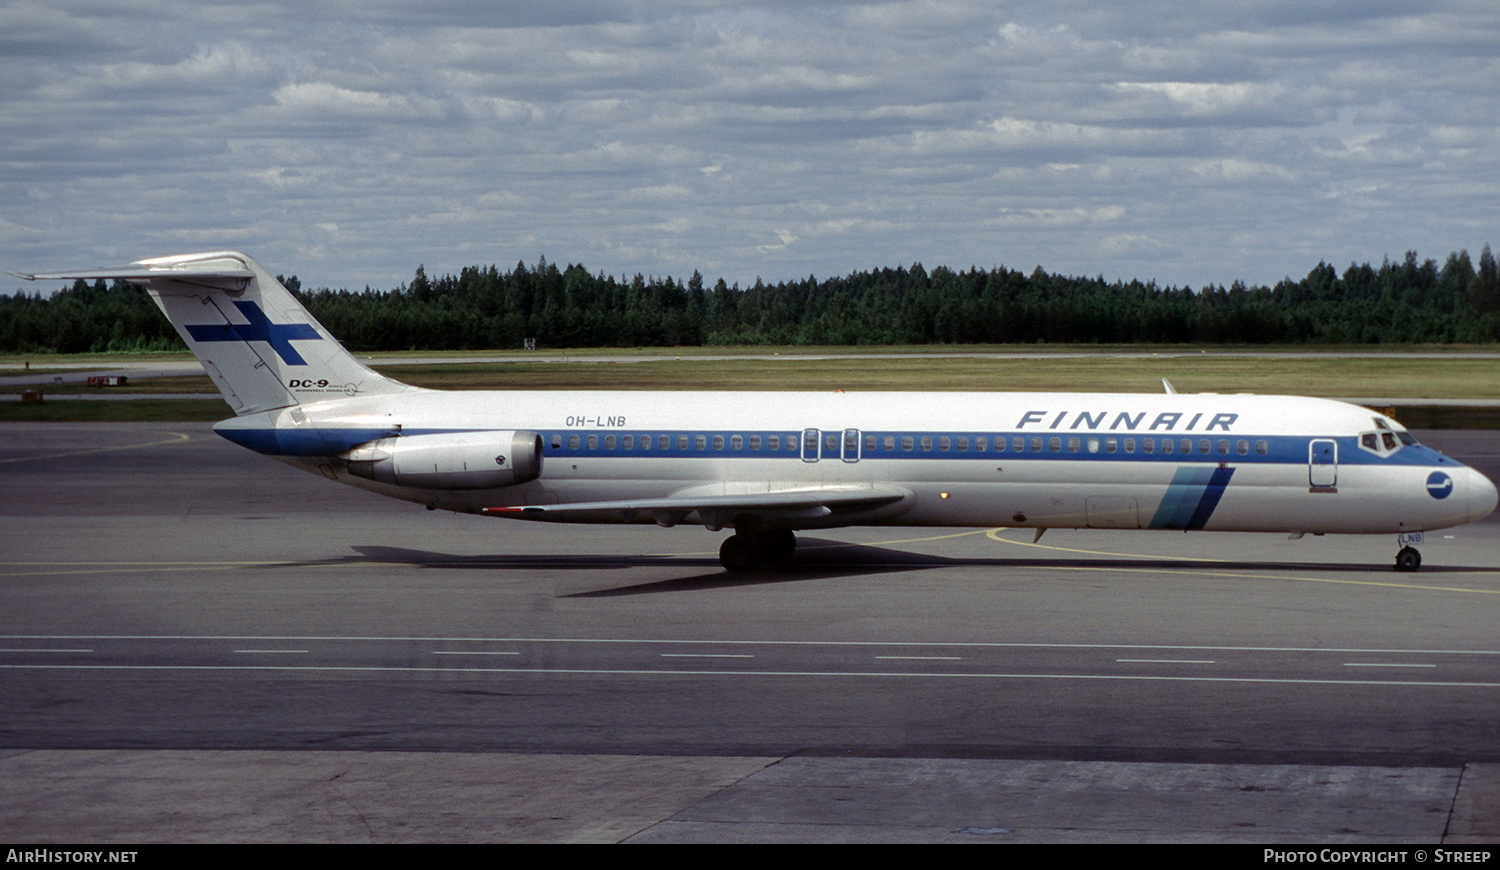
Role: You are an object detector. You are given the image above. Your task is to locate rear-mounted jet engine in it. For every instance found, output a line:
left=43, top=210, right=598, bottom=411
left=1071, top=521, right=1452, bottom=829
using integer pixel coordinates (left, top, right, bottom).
left=343, top=431, right=542, bottom=489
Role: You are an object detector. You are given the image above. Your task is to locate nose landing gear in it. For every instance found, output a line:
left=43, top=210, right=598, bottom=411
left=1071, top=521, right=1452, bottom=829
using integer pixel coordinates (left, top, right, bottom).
left=1393, top=531, right=1425, bottom=572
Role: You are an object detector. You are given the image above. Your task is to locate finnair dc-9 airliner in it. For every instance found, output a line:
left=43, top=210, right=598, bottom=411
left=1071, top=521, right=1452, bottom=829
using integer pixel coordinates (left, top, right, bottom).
left=16, top=251, right=1497, bottom=572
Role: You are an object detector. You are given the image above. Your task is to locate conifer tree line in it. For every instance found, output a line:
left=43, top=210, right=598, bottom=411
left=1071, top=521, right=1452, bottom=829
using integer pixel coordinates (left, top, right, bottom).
left=3, top=246, right=1497, bottom=354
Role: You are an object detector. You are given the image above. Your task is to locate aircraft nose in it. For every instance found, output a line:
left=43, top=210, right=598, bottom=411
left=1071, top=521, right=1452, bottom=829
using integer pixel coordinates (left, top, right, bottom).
left=1464, top=467, right=1499, bottom=523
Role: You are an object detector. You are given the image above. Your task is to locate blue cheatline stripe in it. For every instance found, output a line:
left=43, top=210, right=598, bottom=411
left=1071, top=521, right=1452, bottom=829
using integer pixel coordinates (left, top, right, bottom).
left=1149, top=466, right=1235, bottom=530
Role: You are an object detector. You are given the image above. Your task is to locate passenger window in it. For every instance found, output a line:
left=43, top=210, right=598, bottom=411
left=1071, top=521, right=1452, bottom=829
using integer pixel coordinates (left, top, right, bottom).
left=975, top=437, right=987, bottom=452
left=1087, top=438, right=1099, bottom=453
left=569, top=435, right=581, bottom=449
left=1068, top=437, right=1080, bottom=452
left=768, top=435, right=779, bottom=450
left=1143, top=438, right=1155, bottom=454
left=921, top=436, right=933, bottom=451
left=1236, top=439, right=1248, bottom=455
left=1013, top=436, right=1024, bottom=452
left=623, top=435, right=633, bottom=450
left=712, top=435, right=724, bottom=450
left=902, top=436, right=914, bottom=451
left=587, top=435, right=598, bottom=450
left=1198, top=439, right=1210, bottom=454
left=750, top=435, right=761, bottom=450
left=865, top=435, right=876, bottom=450
left=679, top=435, right=690, bottom=450
left=1105, top=437, right=1117, bottom=453
left=731, top=435, right=742, bottom=450
left=1255, top=440, right=1268, bottom=455
left=660, top=435, right=670, bottom=450
left=884, top=435, right=895, bottom=450
left=1162, top=438, right=1173, bottom=454
left=1180, top=439, right=1192, bottom=454
left=1049, top=436, right=1061, bottom=451
left=1217, top=439, right=1229, bottom=455
left=939, top=436, right=951, bottom=451
left=1030, top=436, right=1042, bottom=452
left=1124, top=438, right=1135, bottom=454
left=551, top=434, right=562, bottom=449
left=957, top=436, right=969, bottom=451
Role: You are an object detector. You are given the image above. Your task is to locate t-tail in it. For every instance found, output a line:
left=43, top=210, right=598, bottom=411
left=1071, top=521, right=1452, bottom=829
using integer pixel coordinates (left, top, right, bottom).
left=16, top=251, right=415, bottom=414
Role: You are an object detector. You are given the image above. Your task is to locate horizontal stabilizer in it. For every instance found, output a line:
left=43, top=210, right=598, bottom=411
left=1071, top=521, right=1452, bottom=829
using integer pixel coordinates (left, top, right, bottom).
left=13, top=261, right=254, bottom=284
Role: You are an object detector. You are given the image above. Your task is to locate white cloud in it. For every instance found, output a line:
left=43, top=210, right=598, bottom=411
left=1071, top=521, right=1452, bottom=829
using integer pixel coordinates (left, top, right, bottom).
left=2, top=1, right=1496, bottom=294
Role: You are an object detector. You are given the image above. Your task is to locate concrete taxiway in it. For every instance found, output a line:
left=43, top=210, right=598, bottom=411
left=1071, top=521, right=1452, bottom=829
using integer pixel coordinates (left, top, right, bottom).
left=2, top=422, right=1498, bottom=842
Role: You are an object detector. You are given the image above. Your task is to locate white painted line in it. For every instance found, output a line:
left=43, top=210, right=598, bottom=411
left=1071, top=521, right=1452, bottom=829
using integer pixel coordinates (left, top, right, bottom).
left=0, top=648, right=93, bottom=653
left=876, top=655, right=964, bottom=661
left=660, top=653, right=754, bottom=659
left=233, top=649, right=309, bottom=654
left=4, top=663, right=1496, bottom=688
left=1117, top=659, right=1216, bottom=664
left=2, top=634, right=1498, bottom=656
left=433, top=650, right=520, bottom=656
left=1342, top=662, right=1437, bottom=668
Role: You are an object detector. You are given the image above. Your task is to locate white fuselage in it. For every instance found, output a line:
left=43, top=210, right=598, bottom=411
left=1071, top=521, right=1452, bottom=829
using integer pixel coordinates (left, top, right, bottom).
left=217, top=388, right=1498, bottom=536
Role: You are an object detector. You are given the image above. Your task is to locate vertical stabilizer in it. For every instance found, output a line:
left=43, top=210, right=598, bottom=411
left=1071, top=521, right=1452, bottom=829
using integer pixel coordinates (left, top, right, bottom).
left=18, top=251, right=415, bottom=414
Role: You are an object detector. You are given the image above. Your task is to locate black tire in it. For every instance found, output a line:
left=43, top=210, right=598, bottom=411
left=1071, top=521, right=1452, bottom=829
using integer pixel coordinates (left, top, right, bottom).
left=761, top=529, right=797, bottom=562
left=719, top=534, right=762, bottom=572
left=1395, top=546, right=1421, bottom=572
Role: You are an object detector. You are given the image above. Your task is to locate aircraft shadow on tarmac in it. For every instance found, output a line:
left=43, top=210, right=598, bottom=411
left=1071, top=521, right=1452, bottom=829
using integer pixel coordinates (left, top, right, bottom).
left=282, top=539, right=1500, bottom=598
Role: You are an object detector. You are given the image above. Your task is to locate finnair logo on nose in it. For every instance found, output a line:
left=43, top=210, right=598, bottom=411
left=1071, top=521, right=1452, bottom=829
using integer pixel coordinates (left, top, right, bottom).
left=185, top=301, right=321, bottom=366
left=1426, top=471, right=1453, bottom=500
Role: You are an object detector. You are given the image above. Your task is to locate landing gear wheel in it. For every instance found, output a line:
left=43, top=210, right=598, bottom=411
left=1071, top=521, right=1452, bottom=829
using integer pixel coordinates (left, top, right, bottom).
left=719, top=534, right=762, bottom=572
left=762, top=529, right=797, bottom=563
left=1395, top=546, right=1421, bottom=572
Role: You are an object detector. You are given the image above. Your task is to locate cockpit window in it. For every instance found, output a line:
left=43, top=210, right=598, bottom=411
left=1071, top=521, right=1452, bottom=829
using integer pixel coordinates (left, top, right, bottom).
left=1359, top=416, right=1419, bottom=456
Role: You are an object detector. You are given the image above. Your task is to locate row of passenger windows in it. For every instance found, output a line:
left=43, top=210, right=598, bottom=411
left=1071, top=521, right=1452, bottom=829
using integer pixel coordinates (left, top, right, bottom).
left=551, top=433, right=804, bottom=452
left=877, top=434, right=1270, bottom=457
left=549, top=432, right=1272, bottom=457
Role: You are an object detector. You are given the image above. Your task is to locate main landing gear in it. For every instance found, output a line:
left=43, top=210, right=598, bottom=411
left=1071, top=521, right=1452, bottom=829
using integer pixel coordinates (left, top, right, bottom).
left=1394, top=546, right=1422, bottom=572
left=719, top=529, right=797, bottom=572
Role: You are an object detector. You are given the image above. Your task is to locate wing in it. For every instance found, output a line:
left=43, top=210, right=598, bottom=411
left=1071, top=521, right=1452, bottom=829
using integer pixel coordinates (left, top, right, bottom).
left=482, top=484, right=915, bottom=529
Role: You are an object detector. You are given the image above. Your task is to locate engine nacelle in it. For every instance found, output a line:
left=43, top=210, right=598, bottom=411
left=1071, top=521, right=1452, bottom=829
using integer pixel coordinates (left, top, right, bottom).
left=342, top=430, right=542, bottom=490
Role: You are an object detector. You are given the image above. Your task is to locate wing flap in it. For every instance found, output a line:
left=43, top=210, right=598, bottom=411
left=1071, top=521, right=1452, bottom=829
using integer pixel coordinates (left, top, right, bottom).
left=483, top=484, right=914, bottom=528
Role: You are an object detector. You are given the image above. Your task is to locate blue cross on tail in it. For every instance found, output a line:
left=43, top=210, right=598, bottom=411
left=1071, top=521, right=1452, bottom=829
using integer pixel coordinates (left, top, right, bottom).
left=186, top=301, right=321, bottom=366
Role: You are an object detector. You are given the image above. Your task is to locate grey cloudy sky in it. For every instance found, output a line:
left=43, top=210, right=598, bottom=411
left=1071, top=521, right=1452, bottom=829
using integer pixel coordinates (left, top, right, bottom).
left=3, top=1, right=1496, bottom=293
